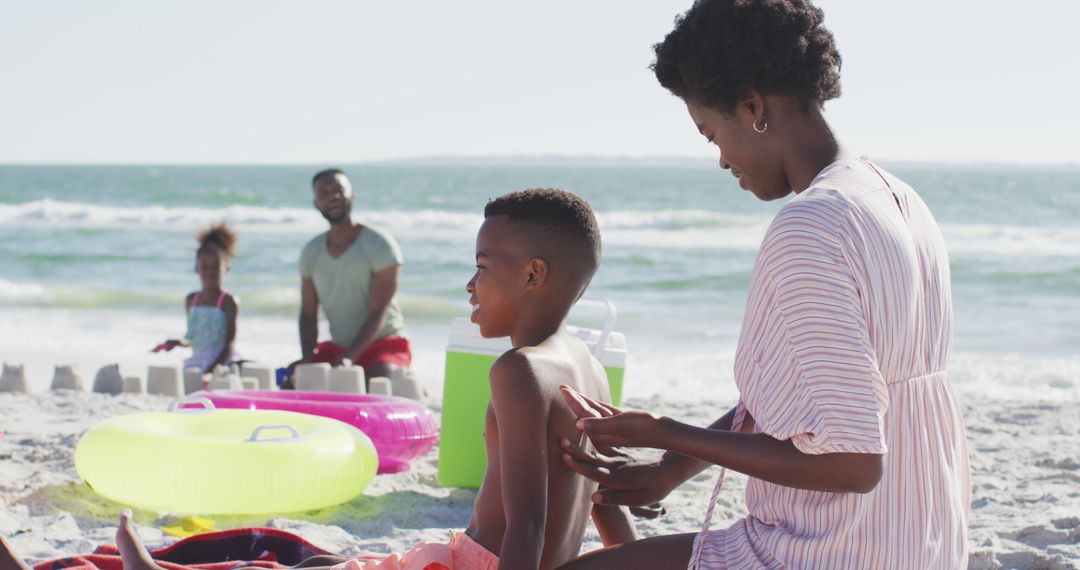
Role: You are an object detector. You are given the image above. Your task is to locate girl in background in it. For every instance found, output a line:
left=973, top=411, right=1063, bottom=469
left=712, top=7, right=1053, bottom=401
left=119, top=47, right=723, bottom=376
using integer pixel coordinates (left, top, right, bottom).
left=157, top=223, right=240, bottom=373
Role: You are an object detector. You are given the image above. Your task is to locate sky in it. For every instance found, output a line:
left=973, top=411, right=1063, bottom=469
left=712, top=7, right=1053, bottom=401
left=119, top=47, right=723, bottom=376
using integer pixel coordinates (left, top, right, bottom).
left=1, top=0, right=1077, bottom=165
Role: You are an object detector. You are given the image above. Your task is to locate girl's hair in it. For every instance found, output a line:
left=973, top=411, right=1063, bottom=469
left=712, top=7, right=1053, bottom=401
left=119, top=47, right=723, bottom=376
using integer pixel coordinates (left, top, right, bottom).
left=196, top=223, right=237, bottom=258
left=652, top=0, right=842, bottom=113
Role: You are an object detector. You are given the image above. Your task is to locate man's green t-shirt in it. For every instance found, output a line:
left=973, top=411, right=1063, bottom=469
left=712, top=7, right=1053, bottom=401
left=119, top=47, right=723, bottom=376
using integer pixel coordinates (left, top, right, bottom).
left=299, top=224, right=407, bottom=347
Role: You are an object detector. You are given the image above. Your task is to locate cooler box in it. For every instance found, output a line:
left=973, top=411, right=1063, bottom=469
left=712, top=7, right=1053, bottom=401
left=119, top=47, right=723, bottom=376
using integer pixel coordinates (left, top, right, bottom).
left=438, top=297, right=626, bottom=488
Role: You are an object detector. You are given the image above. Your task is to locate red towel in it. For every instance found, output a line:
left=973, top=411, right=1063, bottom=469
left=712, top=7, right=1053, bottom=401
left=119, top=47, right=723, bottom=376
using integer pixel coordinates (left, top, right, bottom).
left=33, top=527, right=335, bottom=570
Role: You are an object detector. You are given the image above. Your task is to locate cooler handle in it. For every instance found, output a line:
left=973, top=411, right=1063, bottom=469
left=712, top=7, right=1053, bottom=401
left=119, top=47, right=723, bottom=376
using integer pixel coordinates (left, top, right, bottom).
left=576, top=295, right=617, bottom=358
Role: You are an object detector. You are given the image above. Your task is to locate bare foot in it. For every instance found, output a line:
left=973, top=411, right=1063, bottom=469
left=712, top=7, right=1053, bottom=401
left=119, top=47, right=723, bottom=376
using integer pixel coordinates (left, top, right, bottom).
left=115, top=510, right=163, bottom=570
left=0, top=533, right=33, bottom=570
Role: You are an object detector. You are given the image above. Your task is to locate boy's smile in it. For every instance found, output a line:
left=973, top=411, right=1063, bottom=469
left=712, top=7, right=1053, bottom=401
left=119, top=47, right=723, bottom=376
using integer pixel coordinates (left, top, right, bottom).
left=466, top=216, right=528, bottom=339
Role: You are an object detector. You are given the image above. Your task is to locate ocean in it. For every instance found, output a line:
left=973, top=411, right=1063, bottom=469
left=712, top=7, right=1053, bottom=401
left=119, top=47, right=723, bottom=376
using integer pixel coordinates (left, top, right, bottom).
left=1, top=162, right=1078, bottom=401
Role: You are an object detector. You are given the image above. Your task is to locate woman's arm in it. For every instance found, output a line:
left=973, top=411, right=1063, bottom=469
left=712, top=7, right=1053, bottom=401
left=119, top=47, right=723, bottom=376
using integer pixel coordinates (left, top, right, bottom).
left=559, top=388, right=740, bottom=506
left=652, top=404, right=739, bottom=486
left=575, top=400, right=882, bottom=494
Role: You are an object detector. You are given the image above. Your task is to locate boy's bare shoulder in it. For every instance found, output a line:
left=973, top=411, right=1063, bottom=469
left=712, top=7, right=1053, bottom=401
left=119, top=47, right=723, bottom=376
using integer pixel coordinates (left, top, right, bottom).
left=487, top=351, right=553, bottom=435
left=490, top=349, right=544, bottom=391
left=489, top=347, right=568, bottom=408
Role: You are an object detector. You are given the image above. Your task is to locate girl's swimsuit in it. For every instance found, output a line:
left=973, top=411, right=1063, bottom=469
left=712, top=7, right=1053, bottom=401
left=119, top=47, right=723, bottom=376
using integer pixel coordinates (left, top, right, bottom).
left=184, top=291, right=238, bottom=373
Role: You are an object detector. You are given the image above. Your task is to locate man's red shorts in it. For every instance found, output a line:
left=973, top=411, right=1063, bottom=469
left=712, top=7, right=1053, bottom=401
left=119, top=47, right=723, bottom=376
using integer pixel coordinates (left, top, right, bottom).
left=311, top=336, right=412, bottom=369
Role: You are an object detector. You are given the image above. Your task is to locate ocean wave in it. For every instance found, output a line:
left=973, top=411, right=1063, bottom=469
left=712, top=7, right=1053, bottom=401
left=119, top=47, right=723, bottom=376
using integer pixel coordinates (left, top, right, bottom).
left=949, top=352, right=1080, bottom=401
left=942, top=223, right=1080, bottom=258
left=0, top=200, right=773, bottom=250
left=0, top=279, right=174, bottom=309
left=0, top=199, right=325, bottom=232
left=0, top=278, right=45, bottom=302
left=0, top=278, right=464, bottom=319
left=3, top=199, right=1078, bottom=256
left=0, top=199, right=764, bottom=229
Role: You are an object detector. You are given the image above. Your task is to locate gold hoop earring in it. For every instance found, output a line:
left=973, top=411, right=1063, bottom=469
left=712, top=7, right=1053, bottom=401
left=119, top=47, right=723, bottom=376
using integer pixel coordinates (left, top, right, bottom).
left=753, top=120, right=768, bottom=134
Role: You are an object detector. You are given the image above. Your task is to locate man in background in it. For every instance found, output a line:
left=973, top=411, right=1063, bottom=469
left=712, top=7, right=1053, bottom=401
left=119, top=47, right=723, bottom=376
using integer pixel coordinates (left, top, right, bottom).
left=295, top=168, right=412, bottom=389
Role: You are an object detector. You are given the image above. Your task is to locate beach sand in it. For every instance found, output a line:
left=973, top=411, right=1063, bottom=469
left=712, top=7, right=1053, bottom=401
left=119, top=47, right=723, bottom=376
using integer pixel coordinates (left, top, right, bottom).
left=1, top=390, right=1077, bottom=569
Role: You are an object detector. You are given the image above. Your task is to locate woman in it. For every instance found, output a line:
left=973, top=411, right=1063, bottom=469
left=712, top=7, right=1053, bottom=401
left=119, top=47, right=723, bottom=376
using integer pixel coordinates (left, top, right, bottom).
left=559, top=1, right=970, bottom=568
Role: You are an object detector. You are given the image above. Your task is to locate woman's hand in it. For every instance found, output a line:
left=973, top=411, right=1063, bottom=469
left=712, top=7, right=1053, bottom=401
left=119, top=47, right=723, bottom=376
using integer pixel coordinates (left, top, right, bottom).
left=559, top=435, right=682, bottom=507
left=559, top=386, right=686, bottom=507
left=559, top=385, right=667, bottom=451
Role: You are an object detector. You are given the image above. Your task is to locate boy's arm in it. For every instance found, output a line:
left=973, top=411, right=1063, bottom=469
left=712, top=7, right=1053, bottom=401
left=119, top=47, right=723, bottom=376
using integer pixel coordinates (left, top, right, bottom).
left=490, top=352, right=550, bottom=570
left=591, top=504, right=636, bottom=547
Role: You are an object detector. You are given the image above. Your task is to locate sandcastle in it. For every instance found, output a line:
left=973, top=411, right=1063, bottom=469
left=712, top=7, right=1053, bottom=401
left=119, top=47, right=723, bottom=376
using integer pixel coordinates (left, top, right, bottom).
left=92, top=364, right=124, bottom=395
left=0, top=359, right=422, bottom=399
left=0, top=363, right=27, bottom=393
left=50, top=365, right=84, bottom=391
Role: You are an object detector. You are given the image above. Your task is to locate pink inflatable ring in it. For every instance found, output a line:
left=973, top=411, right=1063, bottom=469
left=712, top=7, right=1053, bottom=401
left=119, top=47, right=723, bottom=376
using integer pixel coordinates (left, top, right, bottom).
left=188, top=390, right=437, bottom=474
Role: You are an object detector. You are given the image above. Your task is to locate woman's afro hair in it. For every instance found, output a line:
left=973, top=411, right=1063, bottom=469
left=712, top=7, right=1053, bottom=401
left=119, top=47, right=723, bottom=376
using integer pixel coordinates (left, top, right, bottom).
left=652, top=0, right=842, bottom=112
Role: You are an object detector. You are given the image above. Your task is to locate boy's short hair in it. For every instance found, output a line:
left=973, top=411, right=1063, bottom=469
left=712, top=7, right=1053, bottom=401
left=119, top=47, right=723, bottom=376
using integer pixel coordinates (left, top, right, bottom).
left=312, top=168, right=347, bottom=187
left=484, top=188, right=602, bottom=276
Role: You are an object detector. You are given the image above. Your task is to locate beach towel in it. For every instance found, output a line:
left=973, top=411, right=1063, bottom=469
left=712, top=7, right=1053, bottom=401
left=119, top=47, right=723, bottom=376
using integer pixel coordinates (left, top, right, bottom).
left=334, top=532, right=497, bottom=570
left=32, top=527, right=334, bottom=570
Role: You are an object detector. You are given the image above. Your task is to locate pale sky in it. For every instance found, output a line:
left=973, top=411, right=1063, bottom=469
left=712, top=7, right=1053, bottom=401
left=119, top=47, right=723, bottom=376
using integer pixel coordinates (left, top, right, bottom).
left=2, top=0, right=1077, bottom=164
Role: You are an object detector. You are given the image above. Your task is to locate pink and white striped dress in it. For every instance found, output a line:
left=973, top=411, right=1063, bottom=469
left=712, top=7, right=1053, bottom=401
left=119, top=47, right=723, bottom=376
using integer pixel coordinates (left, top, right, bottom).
left=690, top=159, right=971, bottom=569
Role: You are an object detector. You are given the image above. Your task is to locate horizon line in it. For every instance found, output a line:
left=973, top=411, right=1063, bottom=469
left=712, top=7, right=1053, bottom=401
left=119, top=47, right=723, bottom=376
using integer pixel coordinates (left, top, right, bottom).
left=0, top=154, right=1077, bottom=169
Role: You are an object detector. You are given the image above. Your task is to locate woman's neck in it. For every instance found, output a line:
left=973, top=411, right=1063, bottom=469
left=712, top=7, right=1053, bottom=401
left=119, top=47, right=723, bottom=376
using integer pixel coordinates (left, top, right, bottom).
left=778, top=103, right=854, bottom=194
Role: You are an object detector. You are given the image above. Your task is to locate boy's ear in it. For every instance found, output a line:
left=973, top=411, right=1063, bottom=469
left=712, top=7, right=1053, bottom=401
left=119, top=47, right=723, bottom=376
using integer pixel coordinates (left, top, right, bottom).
left=524, top=257, right=549, bottom=289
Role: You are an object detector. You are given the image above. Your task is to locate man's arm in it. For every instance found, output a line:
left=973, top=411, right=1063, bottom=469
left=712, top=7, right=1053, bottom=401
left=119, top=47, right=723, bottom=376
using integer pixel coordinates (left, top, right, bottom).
left=340, top=264, right=399, bottom=364
left=490, top=352, right=549, bottom=570
left=299, top=277, right=319, bottom=362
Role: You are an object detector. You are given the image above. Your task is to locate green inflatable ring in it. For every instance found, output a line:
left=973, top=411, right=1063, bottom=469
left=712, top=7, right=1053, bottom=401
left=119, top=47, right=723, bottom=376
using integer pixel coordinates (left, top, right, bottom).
left=75, top=397, right=378, bottom=514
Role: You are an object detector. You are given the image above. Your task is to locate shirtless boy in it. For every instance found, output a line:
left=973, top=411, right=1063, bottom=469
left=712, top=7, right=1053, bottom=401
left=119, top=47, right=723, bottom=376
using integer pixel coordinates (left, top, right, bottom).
left=461, top=188, right=634, bottom=568
left=0, top=189, right=632, bottom=570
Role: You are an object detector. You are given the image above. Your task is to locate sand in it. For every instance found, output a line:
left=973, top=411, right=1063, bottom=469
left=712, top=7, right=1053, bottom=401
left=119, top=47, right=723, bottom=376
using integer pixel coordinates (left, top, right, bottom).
left=1, top=389, right=1077, bottom=569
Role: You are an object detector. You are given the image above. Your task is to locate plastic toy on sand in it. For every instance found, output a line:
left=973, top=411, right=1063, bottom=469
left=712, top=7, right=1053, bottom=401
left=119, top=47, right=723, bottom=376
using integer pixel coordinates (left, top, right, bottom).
left=189, top=389, right=437, bottom=474
left=75, top=397, right=378, bottom=514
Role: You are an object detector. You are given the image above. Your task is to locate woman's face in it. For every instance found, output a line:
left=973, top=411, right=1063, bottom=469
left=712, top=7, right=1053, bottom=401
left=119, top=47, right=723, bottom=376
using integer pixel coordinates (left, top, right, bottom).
left=685, top=99, right=791, bottom=201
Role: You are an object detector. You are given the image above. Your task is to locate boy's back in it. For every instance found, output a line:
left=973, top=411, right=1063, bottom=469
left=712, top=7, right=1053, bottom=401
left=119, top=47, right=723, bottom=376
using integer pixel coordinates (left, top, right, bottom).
left=467, top=332, right=611, bottom=569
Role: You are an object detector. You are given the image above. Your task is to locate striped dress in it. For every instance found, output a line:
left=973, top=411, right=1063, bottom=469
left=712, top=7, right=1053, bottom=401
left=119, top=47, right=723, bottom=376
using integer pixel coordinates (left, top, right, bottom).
left=690, top=159, right=971, bottom=569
